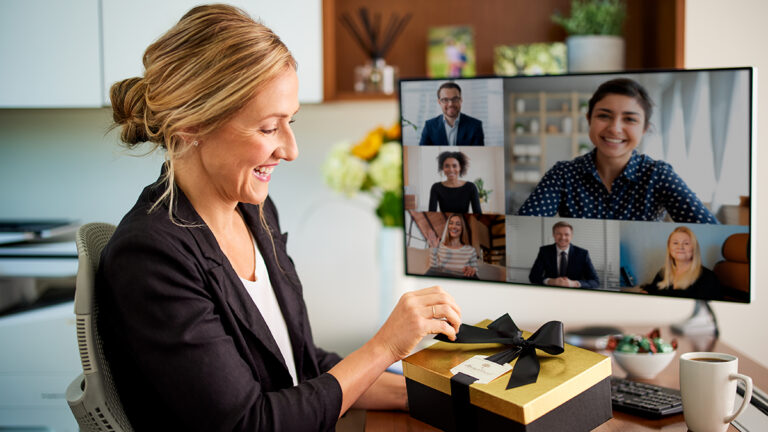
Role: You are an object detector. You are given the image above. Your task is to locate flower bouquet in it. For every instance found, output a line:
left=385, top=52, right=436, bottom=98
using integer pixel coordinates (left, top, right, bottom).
left=322, top=122, right=403, bottom=227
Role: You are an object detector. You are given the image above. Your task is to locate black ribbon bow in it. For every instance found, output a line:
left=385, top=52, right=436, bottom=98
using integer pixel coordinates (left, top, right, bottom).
left=435, top=314, right=565, bottom=389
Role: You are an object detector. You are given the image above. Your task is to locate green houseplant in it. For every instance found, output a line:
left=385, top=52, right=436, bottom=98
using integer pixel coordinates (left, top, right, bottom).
left=552, top=0, right=626, bottom=36
left=474, top=178, right=493, bottom=204
left=551, top=0, right=627, bottom=72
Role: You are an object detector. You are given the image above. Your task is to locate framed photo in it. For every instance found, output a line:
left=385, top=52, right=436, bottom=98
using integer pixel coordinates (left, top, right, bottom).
left=427, top=26, right=476, bottom=78
left=494, top=42, right=567, bottom=76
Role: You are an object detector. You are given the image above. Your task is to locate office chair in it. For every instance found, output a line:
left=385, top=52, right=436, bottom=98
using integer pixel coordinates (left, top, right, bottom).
left=65, top=223, right=134, bottom=431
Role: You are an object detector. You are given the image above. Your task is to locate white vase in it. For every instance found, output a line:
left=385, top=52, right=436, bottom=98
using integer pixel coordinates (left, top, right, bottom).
left=378, top=226, right=408, bottom=323
left=562, top=116, right=573, bottom=134
left=566, top=35, right=625, bottom=72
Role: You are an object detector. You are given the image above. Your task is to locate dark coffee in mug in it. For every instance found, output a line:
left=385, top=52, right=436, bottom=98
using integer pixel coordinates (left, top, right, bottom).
left=680, top=352, right=753, bottom=432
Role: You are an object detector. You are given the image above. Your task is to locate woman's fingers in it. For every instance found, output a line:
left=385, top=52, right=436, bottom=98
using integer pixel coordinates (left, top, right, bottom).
left=429, top=304, right=462, bottom=333
left=410, top=287, right=461, bottom=314
left=404, top=287, right=462, bottom=334
left=430, top=319, right=458, bottom=341
left=375, top=286, right=462, bottom=360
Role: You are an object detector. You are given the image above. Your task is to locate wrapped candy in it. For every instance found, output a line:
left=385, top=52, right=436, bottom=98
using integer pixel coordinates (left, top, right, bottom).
left=608, top=328, right=677, bottom=354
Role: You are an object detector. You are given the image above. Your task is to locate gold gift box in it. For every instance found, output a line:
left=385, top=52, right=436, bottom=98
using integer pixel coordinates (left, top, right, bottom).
left=403, top=320, right=612, bottom=427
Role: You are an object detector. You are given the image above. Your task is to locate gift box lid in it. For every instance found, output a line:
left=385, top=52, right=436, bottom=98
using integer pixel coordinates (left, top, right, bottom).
left=403, top=319, right=612, bottom=425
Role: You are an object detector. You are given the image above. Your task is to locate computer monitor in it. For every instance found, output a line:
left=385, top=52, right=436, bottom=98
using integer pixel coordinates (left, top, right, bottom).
left=399, top=68, right=753, bottom=326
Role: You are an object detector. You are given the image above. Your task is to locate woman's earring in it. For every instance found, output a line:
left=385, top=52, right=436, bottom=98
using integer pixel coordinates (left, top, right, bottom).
left=192, top=140, right=199, bottom=147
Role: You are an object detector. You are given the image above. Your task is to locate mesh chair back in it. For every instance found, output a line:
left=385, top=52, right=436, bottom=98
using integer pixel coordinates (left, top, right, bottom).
left=65, top=223, right=134, bottom=431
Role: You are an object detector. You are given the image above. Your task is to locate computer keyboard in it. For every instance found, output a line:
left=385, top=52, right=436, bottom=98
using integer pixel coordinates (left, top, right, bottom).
left=611, top=377, right=683, bottom=418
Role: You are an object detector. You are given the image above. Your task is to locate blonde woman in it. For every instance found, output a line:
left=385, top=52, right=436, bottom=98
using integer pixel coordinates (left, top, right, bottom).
left=98, top=5, right=460, bottom=431
left=641, top=226, right=722, bottom=299
left=425, top=213, right=479, bottom=279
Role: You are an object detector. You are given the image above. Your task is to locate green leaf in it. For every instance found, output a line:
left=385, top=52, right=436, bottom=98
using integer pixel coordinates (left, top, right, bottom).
left=376, top=190, right=404, bottom=227
left=551, top=0, right=626, bottom=36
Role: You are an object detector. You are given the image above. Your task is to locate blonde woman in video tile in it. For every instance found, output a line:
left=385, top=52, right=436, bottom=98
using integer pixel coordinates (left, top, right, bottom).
left=425, top=213, right=479, bottom=279
left=641, top=226, right=722, bottom=299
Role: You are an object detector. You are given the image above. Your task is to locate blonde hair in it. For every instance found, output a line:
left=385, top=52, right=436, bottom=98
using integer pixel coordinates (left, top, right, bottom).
left=657, top=226, right=703, bottom=290
left=441, top=214, right=469, bottom=246
left=110, top=4, right=296, bottom=220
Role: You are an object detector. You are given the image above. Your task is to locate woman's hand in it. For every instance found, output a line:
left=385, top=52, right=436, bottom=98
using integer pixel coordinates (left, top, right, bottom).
left=329, top=286, right=461, bottom=417
left=372, top=286, right=461, bottom=364
left=462, top=266, right=477, bottom=277
left=426, top=230, right=439, bottom=248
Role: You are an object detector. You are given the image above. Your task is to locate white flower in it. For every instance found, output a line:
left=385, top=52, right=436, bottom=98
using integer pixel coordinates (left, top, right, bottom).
left=322, top=142, right=367, bottom=197
left=368, top=142, right=402, bottom=192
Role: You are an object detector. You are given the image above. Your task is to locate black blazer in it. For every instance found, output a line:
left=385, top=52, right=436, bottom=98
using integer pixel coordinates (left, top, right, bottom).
left=418, top=113, right=484, bottom=146
left=528, top=244, right=600, bottom=289
left=97, top=174, right=343, bottom=432
left=642, top=266, right=723, bottom=300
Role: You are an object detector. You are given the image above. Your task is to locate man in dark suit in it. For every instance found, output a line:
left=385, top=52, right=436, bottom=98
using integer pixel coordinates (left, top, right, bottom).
left=419, top=82, right=484, bottom=146
left=528, top=221, right=600, bottom=289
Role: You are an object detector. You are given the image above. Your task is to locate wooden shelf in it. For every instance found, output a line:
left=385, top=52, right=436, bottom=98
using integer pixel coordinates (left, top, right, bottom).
left=322, top=0, right=684, bottom=101
left=509, top=91, right=590, bottom=177
left=327, top=91, right=396, bottom=102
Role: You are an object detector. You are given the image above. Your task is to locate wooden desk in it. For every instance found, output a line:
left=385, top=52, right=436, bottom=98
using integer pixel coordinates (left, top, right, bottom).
left=338, top=329, right=767, bottom=431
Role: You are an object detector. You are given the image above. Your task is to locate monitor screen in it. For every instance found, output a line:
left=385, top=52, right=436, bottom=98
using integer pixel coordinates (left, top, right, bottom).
left=400, top=68, right=752, bottom=304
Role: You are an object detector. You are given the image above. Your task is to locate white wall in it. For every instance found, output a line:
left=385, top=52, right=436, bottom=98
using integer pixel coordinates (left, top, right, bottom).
left=684, top=0, right=768, bottom=366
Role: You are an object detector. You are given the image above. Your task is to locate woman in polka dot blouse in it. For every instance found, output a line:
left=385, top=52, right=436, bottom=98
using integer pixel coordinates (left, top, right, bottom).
left=518, top=78, right=718, bottom=223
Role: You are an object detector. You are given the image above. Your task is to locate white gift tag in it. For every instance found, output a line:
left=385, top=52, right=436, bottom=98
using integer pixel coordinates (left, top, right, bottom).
left=450, top=355, right=513, bottom=384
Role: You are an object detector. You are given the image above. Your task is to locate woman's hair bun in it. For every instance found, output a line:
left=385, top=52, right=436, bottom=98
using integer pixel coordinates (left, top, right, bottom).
left=110, top=77, right=151, bottom=146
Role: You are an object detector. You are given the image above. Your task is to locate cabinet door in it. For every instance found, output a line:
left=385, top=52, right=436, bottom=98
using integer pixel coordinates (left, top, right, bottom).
left=0, top=0, right=102, bottom=107
left=102, top=0, right=322, bottom=105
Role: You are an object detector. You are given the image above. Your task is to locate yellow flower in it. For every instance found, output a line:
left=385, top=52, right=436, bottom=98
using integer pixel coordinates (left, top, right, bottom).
left=323, top=122, right=404, bottom=227
left=385, top=122, right=401, bottom=141
left=350, top=127, right=384, bottom=160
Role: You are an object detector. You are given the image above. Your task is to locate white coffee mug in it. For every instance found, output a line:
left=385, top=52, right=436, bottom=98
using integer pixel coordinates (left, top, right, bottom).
left=679, top=352, right=753, bottom=432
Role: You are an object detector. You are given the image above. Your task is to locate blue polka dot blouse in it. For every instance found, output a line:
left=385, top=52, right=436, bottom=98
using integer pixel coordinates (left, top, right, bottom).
left=517, top=149, right=718, bottom=223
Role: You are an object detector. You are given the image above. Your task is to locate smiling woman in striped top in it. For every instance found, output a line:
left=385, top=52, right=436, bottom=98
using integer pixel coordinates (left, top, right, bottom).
left=425, top=213, right=479, bottom=279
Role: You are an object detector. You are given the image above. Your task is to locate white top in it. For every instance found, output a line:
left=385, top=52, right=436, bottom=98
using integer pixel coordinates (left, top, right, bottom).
left=239, top=235, right=298, bottom=386
left=443, top=113, right=461, bottom=146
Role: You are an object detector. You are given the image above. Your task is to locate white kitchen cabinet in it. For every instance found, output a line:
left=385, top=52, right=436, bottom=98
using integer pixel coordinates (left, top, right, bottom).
left=101, top=0, right=323, bottom=104
left=0, top=0, right=103, bottom=108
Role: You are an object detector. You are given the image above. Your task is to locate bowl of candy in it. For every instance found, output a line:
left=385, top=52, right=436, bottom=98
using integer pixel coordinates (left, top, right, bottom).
left=608, top=329, right=677, bottom=379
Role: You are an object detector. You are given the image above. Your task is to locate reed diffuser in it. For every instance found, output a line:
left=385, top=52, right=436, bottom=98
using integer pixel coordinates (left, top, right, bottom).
left=340, top=8, right=411, bottom=94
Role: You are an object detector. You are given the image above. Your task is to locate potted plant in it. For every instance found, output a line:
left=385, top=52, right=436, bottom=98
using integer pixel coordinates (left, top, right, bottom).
left=551, top=0, right=627, bottom=72
left=474, top=178, right=493, bottom=205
